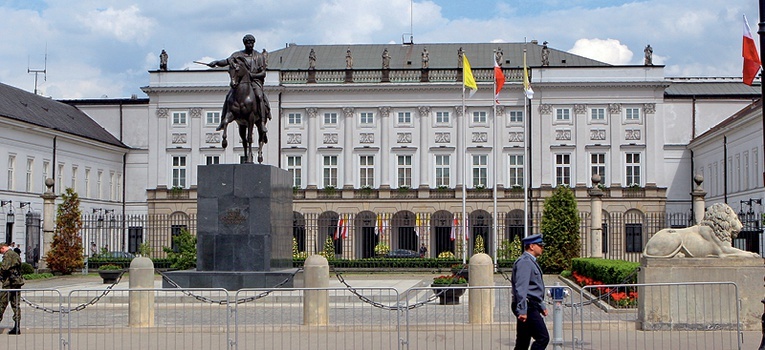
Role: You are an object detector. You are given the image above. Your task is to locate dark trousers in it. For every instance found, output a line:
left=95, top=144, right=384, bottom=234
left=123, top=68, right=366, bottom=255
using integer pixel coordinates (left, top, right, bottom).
left=514, top=307, right=549, bottom=350
left=0, top=289, right=21, bottom=322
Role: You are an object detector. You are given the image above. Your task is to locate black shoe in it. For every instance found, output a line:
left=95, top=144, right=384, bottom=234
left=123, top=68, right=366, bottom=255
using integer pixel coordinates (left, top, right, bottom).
left=9, top=321, right=20, bottom=335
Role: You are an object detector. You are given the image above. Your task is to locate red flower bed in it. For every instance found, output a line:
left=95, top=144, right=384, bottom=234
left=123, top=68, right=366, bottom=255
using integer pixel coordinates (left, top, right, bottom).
left=571, top=271, right=638, bottom=308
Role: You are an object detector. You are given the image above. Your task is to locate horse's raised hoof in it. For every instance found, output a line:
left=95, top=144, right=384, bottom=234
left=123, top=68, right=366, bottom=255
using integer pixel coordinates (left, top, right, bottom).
left=222, top=139, right=228, bottom=148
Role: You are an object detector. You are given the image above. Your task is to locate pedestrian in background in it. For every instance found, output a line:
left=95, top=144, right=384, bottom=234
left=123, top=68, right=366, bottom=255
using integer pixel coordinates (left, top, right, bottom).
left=0, top=242, right=24, bottom=334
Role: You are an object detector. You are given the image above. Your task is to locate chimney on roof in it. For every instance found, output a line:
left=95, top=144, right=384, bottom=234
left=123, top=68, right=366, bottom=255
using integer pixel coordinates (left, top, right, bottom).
left=530, top=40, right=538, bottom=45
left=131, top=94, right=137, bottom=100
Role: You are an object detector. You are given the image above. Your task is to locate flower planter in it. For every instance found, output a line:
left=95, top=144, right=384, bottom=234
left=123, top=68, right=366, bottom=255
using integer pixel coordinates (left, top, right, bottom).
left=450, top=268, right=469, bottom=282
left=431, top=283, right=467, bottom=305
left=98, top=269, right=124, bottom=284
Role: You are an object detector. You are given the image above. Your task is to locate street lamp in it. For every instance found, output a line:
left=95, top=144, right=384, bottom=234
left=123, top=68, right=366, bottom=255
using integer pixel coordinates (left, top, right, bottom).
left=2, top=200, right=14, bottom=244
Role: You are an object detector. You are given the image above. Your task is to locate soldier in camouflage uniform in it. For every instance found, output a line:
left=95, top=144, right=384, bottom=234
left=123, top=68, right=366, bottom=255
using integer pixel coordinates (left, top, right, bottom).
left=0, top=242, right=23, bottom=334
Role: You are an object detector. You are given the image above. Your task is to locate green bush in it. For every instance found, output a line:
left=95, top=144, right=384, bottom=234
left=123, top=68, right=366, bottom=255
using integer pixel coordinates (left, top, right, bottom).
left=20, top=262, right=35, bottom=275
left=571, top=258, right=639, bottom=285
left=163, top=229, right=197, bottom=270
left=23, top=273, right=54, bottom=280
left=98, top=264, right=122, bottom=271
left=538, top=185, right=581, bottom=273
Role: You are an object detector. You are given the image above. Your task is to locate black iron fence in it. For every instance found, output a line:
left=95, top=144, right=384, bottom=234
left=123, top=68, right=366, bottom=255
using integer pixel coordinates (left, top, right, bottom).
left=72, top=209, right=765, bottom=263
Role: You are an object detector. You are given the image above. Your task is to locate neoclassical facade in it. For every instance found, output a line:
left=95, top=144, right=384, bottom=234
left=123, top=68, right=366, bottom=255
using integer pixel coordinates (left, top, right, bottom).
left=2, top=41, right=761, bottom=260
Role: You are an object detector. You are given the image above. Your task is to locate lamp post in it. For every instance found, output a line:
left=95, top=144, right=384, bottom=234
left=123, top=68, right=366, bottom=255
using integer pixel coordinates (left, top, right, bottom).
left=2, top=200, right=14, bottom=244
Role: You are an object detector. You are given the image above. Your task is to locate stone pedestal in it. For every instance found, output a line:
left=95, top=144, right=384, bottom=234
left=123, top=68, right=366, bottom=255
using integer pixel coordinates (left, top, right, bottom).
left=639, top=257, right=764, bottom=330
left=163, top=164, right=295, bottom=290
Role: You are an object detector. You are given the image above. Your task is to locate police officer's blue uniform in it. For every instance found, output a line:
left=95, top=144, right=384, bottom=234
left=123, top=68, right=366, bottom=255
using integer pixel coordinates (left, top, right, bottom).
left=511, top=234, right=549, bottom=349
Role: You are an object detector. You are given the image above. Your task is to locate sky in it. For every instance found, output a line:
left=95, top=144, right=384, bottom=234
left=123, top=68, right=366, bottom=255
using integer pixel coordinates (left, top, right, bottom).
left=0, top=0, right=759, bottom=99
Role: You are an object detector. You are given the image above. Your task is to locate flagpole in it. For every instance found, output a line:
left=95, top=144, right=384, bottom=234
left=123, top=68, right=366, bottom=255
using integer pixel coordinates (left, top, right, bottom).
left=462, top=74, right=468, bottom=265
left=523, top=49, right=530, bottom=239
left=492, top=51, right=499, bottom=264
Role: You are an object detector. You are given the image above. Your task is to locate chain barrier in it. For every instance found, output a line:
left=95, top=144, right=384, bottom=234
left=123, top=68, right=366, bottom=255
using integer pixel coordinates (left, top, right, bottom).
left=496, top=264, right=641, bottom=308
left=21, top=271, right=125, bottom=314
left=158, top=268, right=302, bottom=305
left=331, top=265, right=469, bottom=311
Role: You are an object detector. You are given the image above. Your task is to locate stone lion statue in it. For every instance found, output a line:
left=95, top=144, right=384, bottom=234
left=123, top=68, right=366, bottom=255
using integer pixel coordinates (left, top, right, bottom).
left=643, top=203, right=760, bottom=258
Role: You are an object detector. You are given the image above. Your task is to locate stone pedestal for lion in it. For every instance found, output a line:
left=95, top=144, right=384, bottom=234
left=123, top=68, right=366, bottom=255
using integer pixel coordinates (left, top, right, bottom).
left=639, top=257, right=763, bottom=331
left=639, top=203, right=764, bottom=331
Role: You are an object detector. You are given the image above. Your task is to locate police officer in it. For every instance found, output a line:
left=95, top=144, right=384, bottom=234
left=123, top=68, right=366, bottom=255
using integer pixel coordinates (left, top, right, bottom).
left=511, top=234, right=549, bottom=349
left=0, top=242, right=24, bottom=335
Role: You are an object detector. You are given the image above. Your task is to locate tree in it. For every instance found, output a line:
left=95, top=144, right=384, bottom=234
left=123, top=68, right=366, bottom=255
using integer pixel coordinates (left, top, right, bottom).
left=163, top=228, right=197, bottom=270
left=320, top=235, right=335, bottom=260
left=473, top=235, right=486, bottom=254
left=45, top=188, right=84, bottom=274
left=538, top=185, right=581, bottom=273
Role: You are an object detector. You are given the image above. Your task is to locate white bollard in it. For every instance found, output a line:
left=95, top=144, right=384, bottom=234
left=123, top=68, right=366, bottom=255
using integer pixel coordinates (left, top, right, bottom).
left=129, top=256, right=155, bottom=327
left=303, top=255, right=329, bottom=325
left=468, top=253, right=494, bottom=324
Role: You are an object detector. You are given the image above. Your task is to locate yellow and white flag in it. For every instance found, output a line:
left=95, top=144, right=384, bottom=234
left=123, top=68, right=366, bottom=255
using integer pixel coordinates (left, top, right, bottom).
left=523, top=51, right=534, bottom=99
left=463, top=54, right=478, bottom=98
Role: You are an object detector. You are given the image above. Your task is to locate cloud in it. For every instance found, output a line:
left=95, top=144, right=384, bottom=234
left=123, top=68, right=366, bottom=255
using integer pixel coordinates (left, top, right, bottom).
left=77, top=5, right=155, bottom=44
left=568, top=38, right=634, bottom=65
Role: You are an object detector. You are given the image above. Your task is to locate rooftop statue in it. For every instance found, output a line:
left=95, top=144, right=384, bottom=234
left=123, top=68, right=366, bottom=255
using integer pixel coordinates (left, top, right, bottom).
left=643, top=203, right=760, bottom=258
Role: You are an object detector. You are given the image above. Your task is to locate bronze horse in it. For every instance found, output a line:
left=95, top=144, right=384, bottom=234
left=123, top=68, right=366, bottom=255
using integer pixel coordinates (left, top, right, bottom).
left=217, top=57, right=268, bottom=163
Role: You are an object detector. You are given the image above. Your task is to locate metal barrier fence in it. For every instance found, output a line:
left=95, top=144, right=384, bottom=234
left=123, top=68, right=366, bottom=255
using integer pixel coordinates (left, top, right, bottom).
left=0, top=281, right=744, bottom=350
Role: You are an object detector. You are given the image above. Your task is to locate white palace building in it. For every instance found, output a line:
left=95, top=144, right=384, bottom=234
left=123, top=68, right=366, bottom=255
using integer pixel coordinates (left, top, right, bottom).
left=0, top=41, right=762, bottom=262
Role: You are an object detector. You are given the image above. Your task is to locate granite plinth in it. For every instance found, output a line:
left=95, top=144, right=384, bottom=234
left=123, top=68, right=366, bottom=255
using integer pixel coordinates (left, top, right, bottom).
left=638, top=257, right=764, bottom=331
left=172, top=164, right=293, bottom=290
left=162, top=269, right=298, bottom=291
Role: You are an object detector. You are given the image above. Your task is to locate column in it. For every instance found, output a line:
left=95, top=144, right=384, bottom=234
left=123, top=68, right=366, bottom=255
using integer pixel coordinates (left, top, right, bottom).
left=39, top=178, right=57, bottom=270
left=342, top=107, right=355, bottom=189
left=379, top=107, right=391, bottom=189
left=306, top=108, right=318, bottom=189
left=418, top=106, right=431, bottom=189
left=589, top=174, right=604, bottom=258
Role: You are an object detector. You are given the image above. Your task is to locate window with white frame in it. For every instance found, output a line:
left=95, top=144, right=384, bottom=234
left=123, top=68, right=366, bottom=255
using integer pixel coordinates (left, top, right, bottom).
left=323, top=112, right=338, bottom=125
left=26, top=158, right=33, bottom=192
left=287, top=156, right=302, bottom=188
left=205, top=155, right=220, bottom=165
left=7, top=155, right=15, bottom=190
left=71, top=166, right=78, bottom=192
left=288, top=112, right=302, bottom=125
left=435, top=111, right=450, bottom=124
left=322, top=155, right=338, bottom=188
left=109, top=172, right=115, bottom=200
left=172, top=111, right=187, bottom=125
left=508, top=154, right=524, bottom=187
left=744, top=151, right=750, bottom=190
left=172, top=156, right=187, bottom=188
left=85, top=168, right=91, bottom=198
left=625, top=108, right=640, bottom=121
left=590, top=153, right=606, bottom=185
left=625, top=153, right=641, bottom=186
left=397, top=111, right=412, bottom=125
left=58, top=163, right=65, bottom=193
left=42, top=160, right=49, bottom=187
left=359, top=155, right=374, bottom=188
left=472, top=111, right=487, bottom=123
left=397, top=155, right=412, bottom=188
left=472, top=154, right=488, bottom=188
left=591, top=108, right=605, bottom=121
left=435, top=155, right=450, bottom=187
left=508, top=110, right=524, bottom=123
left=359, top=112, right=374, bottom=126
left=97, top=170, right=103, bottom=199
left=116, top=174, right=122, bottom=201
left=555, top=154, right=571, bottom=186
left=205, top=111, right=220, bottom=126
left=556, top=108, right=571, bottom=121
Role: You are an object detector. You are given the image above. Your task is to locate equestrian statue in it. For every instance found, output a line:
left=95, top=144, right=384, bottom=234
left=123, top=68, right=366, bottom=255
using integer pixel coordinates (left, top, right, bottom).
left=206, top=34, right=271, bottom=163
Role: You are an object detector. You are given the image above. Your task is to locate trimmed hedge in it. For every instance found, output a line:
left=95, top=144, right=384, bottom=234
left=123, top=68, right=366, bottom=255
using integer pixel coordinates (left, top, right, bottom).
left=87, top=257, right=173, bottom=270
left=292, top=258, right=517, bottom=269
left=571, top=258, right=639, bottom=285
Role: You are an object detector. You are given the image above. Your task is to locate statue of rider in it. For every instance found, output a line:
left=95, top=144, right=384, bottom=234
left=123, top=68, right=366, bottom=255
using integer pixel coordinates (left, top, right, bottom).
left=207, top=34, right=271, bottom=134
